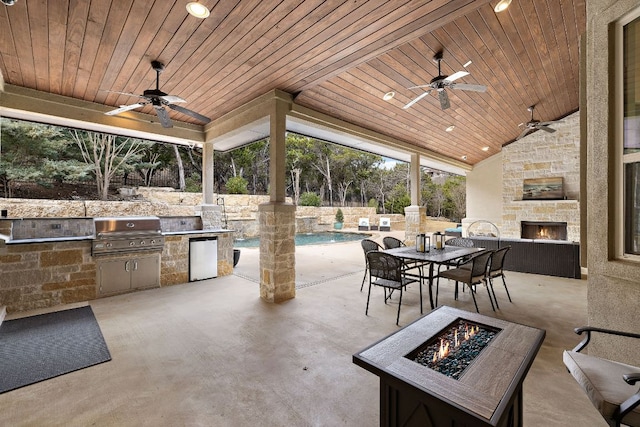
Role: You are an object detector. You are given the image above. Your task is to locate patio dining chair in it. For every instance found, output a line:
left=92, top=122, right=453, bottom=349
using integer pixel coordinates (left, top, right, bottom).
left=365, top=251, right=420, bottom=325
left=436, top=249, right=495, bottom=313
left=563, top=327, right=640, bottom=427
left=360, top=239, right=383, bottom=291
left=382, top=236, right=405, bottom=249
left=487, top=245, right=512, bottom=308
left=445, top=237, right=475, bottom=248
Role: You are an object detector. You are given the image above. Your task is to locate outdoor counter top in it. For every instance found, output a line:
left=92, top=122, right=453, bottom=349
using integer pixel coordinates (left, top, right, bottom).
left=1, top=229, right=234, bottom=244
left=161, top=229, right=233, bottom=235
left=2, top=235, right=94, bottom=245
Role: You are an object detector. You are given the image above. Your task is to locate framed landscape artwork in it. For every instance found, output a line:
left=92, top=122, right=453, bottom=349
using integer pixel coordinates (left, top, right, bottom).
left=523, top=177, right=564, bottom=200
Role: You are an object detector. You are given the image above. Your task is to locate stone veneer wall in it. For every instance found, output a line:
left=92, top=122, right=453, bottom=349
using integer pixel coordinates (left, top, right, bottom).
left=501, top=111, right=580, bottom=242
left=0, top=230, right=233, bottom=313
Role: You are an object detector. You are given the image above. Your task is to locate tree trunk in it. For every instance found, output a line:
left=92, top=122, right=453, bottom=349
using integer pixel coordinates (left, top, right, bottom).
left=290, top=168, right=301, bottom=205
left=174, top=145, right=186, bottom=191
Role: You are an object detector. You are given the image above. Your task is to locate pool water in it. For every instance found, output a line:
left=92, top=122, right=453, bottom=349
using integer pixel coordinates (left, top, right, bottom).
left=234, top=231, right=370, bottom=248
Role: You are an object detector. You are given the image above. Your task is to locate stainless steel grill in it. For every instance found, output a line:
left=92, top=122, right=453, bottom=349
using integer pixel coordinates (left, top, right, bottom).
left=92, top=216, right=165, bottom=256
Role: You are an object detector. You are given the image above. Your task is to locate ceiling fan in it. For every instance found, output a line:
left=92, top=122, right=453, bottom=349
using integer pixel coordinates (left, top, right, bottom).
left=516, top=105, right=563, bottom=140
left=104, top=60, right=211, bottom=128
left=403, top=51, right=487, bottom=110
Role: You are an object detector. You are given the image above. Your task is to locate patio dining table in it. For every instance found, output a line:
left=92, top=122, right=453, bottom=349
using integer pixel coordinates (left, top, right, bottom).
left=383, top=245, right=484, bottom=310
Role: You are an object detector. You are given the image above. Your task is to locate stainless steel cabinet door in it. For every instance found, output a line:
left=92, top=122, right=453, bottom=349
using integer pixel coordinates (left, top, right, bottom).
left=130, top=254, right=160, bottom=289
left=97, top=259, right=131, bottom=294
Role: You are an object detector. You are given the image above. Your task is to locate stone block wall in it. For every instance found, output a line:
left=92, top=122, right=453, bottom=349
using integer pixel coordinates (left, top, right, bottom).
left=0, top=192, right=405, bottom=237
left=0, top=240, right=96, bottom=313
left=501, top=111, right=580, bottom=241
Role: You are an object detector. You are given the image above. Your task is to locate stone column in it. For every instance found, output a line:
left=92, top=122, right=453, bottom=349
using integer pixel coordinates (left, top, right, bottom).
left=404, top=153, right=425, bottom=242
left=404, top=205, right=427, bottom=243
left=258, top=203, right=296, bottom=302
left=259, top=95, right=295, bottom=302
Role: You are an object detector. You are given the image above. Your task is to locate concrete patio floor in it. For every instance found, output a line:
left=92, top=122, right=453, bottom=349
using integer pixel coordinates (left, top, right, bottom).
left=1, top=231, right=606, bottom=426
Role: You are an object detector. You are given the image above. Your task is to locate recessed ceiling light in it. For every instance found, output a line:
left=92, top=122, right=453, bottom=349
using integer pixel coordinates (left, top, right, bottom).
left=482, top=146, right=490, bottom=151
left=463, top=60, right=472, bottom=68
left=445, top=125, right=455, bottom=132
left=462, top=155, right=468, bottom=161
left=494, top=0, right=512, bottom=13
left=186, top=2, right=210, bottom=19
left=383, top=91, right=395, bottom=101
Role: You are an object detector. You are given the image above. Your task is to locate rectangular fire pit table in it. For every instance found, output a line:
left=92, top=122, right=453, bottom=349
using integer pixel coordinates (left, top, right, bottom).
left=353, top=306, right=545, bottom=427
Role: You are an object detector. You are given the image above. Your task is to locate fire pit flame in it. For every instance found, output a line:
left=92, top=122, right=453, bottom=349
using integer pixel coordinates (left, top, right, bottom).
left=407, top=319, right=500, bottom=380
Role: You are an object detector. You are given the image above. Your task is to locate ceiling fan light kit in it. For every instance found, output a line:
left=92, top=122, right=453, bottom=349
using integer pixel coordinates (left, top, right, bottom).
left=104, top=60, right=211, bottom=128
left=403, top=51, right=487, bottom=110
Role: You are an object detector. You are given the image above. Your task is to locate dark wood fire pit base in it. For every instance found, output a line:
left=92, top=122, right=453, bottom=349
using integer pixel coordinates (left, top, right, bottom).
left=353, top=306, right=545, bottom=427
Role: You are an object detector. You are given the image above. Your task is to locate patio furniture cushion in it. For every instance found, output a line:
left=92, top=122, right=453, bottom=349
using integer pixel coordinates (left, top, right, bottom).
left=563, top=350, right=640, bottom=426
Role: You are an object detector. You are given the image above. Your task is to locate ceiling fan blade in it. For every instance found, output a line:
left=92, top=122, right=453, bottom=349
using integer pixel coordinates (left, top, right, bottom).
left=537, top=125, right=557, bottom=133
left=403, top=90, right=431, bottom=109
left=407, top=84, right=434, bottom=90
left=104, top=103, right=146, bottom=116
left=450, top=83, right=487, bottom=92
left=168, top=104, right=211, bottom=124
left=439, top=90, right=450, bottom=110
left=161, top=95, right=186, bottom=104
left=103, top=89, right=141, bottom=98
left=516, top=128, right=532, bottom=140
left=444, top=71, right=469, bottom=82
left=153, top=105, right=173, bottom=128
left=538, top=120, right=564, bottom=126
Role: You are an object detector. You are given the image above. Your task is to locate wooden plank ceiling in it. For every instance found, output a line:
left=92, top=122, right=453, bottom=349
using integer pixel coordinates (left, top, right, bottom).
left=0, top=0, right=585, bottom=166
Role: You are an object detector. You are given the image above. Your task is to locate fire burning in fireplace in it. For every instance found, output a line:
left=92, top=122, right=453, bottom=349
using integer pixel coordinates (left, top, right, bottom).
left=521, top=221, right=568, bottom=240
left=407, top=319, right=499, bottom=379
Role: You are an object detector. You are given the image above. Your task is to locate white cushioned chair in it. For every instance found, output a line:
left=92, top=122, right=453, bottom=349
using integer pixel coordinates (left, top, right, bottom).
left=563, top=327, right=640, bottom=427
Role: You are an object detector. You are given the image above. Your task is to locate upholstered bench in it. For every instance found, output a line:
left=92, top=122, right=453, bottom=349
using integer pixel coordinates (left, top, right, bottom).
left=563, top=327, right=640, bottom=427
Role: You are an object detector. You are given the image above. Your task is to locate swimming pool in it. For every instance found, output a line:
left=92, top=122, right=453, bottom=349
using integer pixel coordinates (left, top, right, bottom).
left=233, top=231, right=371, bottom=248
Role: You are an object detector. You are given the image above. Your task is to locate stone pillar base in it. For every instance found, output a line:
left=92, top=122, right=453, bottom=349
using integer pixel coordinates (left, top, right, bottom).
left=404, top=205, right=427, bottom=243
left=258, top=202, right=296, bottom=302
left=196, top=204, right=224, bottom=229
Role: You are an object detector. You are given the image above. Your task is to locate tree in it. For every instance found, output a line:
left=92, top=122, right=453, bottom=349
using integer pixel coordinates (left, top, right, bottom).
left=443, top=175, right=466, bottom=221
left=0, top=119, right=88, bottom=197
left=72, top=130, right=150, bottom=200
left=286, top=134, right=315, bottom=205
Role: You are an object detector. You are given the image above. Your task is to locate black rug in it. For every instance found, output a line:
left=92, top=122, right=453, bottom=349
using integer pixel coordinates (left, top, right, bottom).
left=0, top=306, right=111, bottom=394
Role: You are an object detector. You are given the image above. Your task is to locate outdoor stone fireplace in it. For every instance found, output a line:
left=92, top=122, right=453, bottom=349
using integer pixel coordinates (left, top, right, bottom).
left=501, top=112, right=581, bottom=242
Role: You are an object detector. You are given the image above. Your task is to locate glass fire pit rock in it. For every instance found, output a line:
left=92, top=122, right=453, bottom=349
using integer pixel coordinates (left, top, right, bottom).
left=405, top=318, right=500, bottom=380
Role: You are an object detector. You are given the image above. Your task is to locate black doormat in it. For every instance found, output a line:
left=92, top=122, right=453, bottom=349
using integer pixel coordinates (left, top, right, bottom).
left=0, top=306, right=111, bottom=394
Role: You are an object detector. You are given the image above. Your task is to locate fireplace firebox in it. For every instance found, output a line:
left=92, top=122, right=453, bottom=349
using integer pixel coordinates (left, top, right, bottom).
left=521, top=221, right=567, bottom=240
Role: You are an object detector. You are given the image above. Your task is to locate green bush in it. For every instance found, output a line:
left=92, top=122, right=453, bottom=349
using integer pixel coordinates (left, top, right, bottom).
left=335, top=208, right=344, bottom=223
left=299, top=192, right=321, bottom=206
left=368, top=198, right=378, bottom=210
left=226, top=176, right=249, bottom=194
left=185, top=172, right=202, bottom=193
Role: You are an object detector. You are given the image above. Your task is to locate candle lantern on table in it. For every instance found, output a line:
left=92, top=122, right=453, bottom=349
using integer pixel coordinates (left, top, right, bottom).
left=415, top=234, right=430, bottom=253
left=433, top=231, right=445, bottom=250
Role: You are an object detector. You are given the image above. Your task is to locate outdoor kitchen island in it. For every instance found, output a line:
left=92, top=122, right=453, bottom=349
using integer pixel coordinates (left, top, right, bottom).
left=353, top=306, right=545, bottom=427
left=0, top=216, right=234, bottom=313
